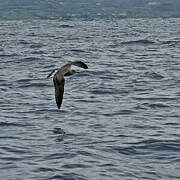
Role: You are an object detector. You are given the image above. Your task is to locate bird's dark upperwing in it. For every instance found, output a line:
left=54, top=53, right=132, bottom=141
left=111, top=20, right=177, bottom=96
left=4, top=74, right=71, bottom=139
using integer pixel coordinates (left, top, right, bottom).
left=47, top=69, right=55, bottom=78
left=71, top=61, right=88, bottom=69
left=53, top=74, right=65, bottom=109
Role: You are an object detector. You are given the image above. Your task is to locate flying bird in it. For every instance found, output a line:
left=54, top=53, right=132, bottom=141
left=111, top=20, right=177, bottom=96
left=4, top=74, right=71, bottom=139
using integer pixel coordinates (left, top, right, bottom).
left=47, top=61, right=88, bottom=109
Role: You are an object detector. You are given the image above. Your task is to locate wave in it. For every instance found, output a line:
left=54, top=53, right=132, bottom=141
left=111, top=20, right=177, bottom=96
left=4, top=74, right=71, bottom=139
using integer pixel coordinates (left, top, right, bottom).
left=70, top=49, right=86, bottom=53
left=18, top=40, right=30, bottom=45
left=16, top=78, right=32, bottom=83
left=110, top=139, right=180, bottom=156
left=160, top=40, right=180, bottom=47
left=141, top=102, right=170, bottom=109
left=0, top=122, right=28, bottom=127
left=143, top=71, right=164, bottom=80
left=59, top=24, right=74, bottom=28
left=121, top=39, right=155, bottom=45
left=161, top=40, right=180, bottom=45
left=30, top=43, right=45, bottom=48
left=0, top=53, right=19, bottom=57
left=21, top=57, right=42, bottom=62
left=18, top=82, right=50, bottom=88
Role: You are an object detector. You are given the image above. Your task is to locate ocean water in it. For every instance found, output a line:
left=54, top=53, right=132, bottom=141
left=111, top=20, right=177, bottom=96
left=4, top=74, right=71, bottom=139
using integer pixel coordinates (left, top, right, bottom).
left=0, top=18, right=180, bottom=180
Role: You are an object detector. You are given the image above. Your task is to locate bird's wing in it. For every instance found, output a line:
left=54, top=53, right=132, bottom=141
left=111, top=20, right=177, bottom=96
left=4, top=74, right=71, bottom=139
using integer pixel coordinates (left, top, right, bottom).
left=59, top=64, right=71, bottom=76
left=53, top=74, right=65, bottom=109
left=71, top=61, right=88, bottom=69
left=47, top=69, right=55, bottom=78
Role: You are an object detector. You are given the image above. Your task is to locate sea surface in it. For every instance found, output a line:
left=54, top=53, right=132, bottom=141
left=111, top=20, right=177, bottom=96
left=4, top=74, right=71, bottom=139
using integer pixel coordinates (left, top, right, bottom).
left=0, top=18, right=180, bottom=180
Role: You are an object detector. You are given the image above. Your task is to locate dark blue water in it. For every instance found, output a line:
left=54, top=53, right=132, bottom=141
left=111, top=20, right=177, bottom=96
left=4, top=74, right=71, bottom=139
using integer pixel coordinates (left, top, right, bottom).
left=0, top=18, right=180, bottom=180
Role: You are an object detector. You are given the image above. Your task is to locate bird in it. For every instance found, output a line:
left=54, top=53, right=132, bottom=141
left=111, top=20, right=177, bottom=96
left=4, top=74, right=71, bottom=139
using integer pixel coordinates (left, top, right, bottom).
left=47, top=61, right=88, bottom=109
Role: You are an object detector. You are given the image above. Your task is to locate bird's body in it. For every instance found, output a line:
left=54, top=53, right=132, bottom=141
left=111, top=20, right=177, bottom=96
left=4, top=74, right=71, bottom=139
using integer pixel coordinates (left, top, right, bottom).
left=47, top=61, right=88, bottom=109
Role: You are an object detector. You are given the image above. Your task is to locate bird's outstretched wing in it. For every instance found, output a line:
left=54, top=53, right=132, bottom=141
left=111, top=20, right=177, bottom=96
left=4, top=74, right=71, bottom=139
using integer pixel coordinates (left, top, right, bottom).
left=71, top=61, right=88, bottom=69
left=47, top=69, right=56, bottom=78
left=53, top=74, right=65, bottom=109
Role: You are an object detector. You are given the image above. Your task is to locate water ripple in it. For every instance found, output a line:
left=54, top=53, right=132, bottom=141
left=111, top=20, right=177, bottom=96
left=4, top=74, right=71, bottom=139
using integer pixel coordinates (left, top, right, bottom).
left=0, top=18, right=180, bottom=180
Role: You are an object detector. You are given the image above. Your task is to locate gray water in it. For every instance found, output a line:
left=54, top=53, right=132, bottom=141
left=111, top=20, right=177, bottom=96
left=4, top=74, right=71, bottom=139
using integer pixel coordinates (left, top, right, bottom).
left=0, top=18, right=180, bottom=180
